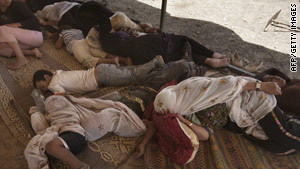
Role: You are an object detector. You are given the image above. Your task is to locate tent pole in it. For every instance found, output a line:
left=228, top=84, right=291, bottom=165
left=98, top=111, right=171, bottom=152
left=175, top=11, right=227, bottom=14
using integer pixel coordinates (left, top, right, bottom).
left=160, top=0, right=167, bottom=32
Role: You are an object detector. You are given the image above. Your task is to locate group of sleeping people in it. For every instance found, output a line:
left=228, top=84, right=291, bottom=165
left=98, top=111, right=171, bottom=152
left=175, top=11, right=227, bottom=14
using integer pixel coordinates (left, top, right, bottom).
left=2, top=0, right=299, bottom=169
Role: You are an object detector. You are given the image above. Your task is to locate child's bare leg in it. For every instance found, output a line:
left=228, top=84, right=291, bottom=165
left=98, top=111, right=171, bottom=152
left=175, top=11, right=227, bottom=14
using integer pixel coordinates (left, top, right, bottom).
left=133, top=121, right=157, bottom=158
left=45, top=138, right=84, bottom=169
left=97, top=57, right=120, bottom=67
left=22, top=48, right=43, bottom=58
left=204, top=57, right=230, bottom=68
left=106, top=54, right=132, bottom=66
left=7, top=42, right=29, bottom=70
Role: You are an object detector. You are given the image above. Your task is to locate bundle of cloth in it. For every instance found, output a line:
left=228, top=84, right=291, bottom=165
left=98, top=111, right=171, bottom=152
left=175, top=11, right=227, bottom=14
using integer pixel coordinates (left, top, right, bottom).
left=25, top=95, right=146, bottom=169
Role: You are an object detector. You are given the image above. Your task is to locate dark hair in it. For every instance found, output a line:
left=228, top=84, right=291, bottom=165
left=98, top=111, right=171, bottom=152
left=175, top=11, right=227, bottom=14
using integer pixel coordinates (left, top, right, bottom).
left=32, top=70, right=53, bottom=88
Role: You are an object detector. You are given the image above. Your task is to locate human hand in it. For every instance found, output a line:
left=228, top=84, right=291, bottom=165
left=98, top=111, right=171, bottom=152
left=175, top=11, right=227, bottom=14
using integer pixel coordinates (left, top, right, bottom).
left=263, top=75, right=286, bottom=88
left=4, top=23, right=21, bottom=28
left=133, top=142, right=145, bottom=159
left=260, top=82, right=282, bottom=95
left=160, top=108, right=171, bottom=115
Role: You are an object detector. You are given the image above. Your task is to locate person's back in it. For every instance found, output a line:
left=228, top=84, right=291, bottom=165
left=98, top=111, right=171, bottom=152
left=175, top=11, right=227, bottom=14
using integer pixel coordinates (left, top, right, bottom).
left=49, top=69, right=98, bottom=94
left=33, top=69, right=98, bottom=95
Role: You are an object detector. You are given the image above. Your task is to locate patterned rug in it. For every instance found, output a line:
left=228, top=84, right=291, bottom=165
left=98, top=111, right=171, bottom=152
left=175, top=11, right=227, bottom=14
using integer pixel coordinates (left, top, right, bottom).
left=0, top=39, right=156, bottom=169
left=1, top=39, right=300, bottom=169
left=145, top=128, right=300, bottom=169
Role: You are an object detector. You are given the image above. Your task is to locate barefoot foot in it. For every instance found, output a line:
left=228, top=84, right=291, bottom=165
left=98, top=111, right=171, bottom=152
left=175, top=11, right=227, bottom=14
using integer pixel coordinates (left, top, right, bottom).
left=212, top=52, right=226, bottom=59
left=7, top=57, right=29, bottom=70
left=155, top=55, right=165, bottom=64
left=33, top=48, right=43, bottom=58
left=206, top=57, right=230, bottom=68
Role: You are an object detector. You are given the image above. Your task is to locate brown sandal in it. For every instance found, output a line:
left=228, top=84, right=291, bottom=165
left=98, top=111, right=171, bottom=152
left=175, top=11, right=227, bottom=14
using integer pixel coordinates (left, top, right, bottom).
left=182, top=41, right=192, bottom=62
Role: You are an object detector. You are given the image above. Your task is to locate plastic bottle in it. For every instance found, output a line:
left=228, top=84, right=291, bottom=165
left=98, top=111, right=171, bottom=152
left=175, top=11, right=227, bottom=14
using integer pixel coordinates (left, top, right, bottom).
left=31, top=89, right=46, bottom=112
left=98, top=91, right=121, bottom=101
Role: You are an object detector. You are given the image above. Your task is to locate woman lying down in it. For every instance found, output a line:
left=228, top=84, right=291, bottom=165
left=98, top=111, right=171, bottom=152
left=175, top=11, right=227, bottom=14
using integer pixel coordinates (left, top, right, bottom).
left=134, top=75, right=300, bottom=164
left=25, top=95, right=149, bottom=169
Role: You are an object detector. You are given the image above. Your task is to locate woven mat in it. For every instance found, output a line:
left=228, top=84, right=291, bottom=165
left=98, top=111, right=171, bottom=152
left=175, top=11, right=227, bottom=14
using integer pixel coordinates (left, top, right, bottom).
left=144, top=125, right=300, bottom=169
left=0, top=39, right=157, bottom=169
left=1, top=39, right=300, bottom=169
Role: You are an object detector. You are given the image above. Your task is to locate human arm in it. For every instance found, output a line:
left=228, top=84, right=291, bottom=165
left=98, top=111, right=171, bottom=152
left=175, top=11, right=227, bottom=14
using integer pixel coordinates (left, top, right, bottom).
left=177, top=115, right=209, bottom=141
left=242, top=81, right=282, bottom=95
left=134, top=120, right=157, bottom=158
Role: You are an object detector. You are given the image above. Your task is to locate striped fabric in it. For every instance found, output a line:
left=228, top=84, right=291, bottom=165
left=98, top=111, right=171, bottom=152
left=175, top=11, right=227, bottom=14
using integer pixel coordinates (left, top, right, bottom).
left=60, top=29, right=84, bottom=54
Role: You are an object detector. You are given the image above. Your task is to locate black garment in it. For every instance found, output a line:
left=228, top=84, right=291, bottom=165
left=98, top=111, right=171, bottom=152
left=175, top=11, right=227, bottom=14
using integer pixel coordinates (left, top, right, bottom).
left=97, top=16, right=213, bottom=65
left=0, top=1, right=41, bottom=31
left=59, top=131, right=86, bottom=155
left=224, top=107, right=300, bottom=155
left=255, top=68, right=300, bottom=115
left=76, top=1, right=114, bottom=36
left=25, top=0, right=75, bottom=12
left=259, top=107, right=300, bottom=153
left=57, top=5, right=80, bottom=29
left=76, top=1, right=140, bottom=36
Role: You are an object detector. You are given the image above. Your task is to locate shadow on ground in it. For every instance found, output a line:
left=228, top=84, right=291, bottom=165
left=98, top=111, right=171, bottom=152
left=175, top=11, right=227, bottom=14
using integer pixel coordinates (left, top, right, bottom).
left=108, top=0, right=299, bottom=78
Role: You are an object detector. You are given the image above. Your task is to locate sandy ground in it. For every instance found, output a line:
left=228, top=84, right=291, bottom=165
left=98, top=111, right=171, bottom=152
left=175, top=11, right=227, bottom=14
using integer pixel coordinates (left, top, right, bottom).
left=1, top=0, right=299, bottom=169
left=109, top=0, right=300, bottom=78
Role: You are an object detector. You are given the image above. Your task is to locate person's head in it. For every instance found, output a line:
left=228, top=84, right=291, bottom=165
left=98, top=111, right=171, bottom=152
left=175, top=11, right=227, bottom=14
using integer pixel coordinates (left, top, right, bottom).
left=0, top=0, right=12, bottom=8
left=33, top=70, right=53, bottom=92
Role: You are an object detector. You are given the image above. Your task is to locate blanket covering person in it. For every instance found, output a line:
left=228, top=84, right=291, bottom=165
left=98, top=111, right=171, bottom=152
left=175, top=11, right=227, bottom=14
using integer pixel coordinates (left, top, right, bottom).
left=25, top=95, right=146, bottom=169
left=154, top=76, right=276, bottom=140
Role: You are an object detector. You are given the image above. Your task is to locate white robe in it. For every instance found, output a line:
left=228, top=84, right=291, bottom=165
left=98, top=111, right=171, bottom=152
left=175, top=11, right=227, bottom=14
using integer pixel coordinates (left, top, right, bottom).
left=25, top=95, right=146, bottom=169
left=154, top=76, right=277, bottom=140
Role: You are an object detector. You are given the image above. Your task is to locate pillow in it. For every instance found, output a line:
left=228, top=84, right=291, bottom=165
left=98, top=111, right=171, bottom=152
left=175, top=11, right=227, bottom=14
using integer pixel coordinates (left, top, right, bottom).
left=152, top=113, right=199, bottom=165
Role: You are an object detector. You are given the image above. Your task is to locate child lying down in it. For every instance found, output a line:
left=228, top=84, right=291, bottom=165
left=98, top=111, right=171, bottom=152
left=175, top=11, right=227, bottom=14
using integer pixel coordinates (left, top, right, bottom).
left=25, top=94, right=148, bottom=169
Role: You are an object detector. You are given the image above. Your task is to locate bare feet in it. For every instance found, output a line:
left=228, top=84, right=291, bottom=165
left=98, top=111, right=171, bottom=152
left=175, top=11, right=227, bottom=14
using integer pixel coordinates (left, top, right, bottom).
left=33, top=48, right=43, bottom=58
left=114, top=57, right=120, bottom=67
left=155, top=55, right=165, bottom=64
left=212, top=52, right=226, bottom=59
left=7, top=57, right=29, bottom=70
left=205, top=57, right=230, bottom=68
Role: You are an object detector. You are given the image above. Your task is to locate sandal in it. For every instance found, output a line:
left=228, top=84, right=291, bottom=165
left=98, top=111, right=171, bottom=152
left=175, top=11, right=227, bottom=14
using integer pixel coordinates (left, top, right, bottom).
left=182, top=41, right=192, bottom=62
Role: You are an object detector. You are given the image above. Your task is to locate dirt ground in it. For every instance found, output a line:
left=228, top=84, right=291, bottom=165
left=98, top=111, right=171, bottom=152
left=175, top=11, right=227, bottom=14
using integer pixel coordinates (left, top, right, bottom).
left=109, top=0, right=300, bottom=78
left=1, top=0, right=299, bottom=169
